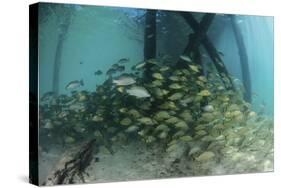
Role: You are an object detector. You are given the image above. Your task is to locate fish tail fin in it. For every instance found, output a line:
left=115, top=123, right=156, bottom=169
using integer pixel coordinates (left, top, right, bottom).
left=80, top=80, right=84, bottom=86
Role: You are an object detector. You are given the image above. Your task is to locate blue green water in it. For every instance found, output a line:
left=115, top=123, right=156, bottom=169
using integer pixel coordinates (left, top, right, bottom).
left=39, top=4, right=144, bottom=95
left=38, top=3, right=273, bottom=115
left=37, top=3, right=274, bottom=186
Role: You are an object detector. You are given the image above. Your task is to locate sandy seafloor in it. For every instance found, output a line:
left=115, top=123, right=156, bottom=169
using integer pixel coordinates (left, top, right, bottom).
left=39, top=141, right=177, bottom=184
left=39, top=129, right=273, bottom=186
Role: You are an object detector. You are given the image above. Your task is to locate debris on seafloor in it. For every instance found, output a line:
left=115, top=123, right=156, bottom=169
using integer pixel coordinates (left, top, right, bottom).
left=43, top=138, right=97, bottom=186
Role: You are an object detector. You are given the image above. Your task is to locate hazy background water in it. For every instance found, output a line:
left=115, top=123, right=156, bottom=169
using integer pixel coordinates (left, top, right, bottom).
left=38, top=3, right=273, bottom=115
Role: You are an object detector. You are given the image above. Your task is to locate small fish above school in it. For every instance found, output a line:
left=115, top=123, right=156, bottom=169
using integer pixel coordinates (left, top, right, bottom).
left=65, top=80, right=84, bottom=90
left=180, top=55, right=192, bottom=62
left=113, top=76, right=136, bottom=86
left=126, top=86, right=151, bottom=98
left=94, top=70, right=103, bottom=75
left=118, top=58, right=130, bottom=64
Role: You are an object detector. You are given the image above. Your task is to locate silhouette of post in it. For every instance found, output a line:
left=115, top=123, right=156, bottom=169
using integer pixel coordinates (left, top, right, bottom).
left=143, top=9, right=156, bottom=81
left=180, top=12, right=235, bottom=91
left=177, top=13, right=215, bottom=76
left=52, top=11, right=72, bottom=96
left=230, top=15, right=252, bottom=102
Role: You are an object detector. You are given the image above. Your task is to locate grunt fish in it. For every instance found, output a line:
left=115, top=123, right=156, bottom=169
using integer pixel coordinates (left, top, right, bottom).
left=106, top=68, right=117, bottom=76
left=94, top=70, right=103, bottom=75
left=132, top=61, right=146, bottom=70
left=113, top=76, right=136, bottom=86
left=180, top=55, right=192, bottom=62
left=65, top=80, right=84, bottom=90
left=126, top=86, right=151, bottom=98
left=111, top=63, right=120, bottom=69
left=117, top=65, right=125, bottom=72
left=203, top=105, right=214, bottom=112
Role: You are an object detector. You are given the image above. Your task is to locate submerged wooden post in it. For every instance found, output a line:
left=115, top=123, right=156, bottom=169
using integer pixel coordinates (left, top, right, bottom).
left=52, top=12, right=72, bottom=96
left=177, top=13, right=215, bottom=70
left=230, top=15, right=252, bottom=102
left=184, top=14, right=215, bottom=55
left=143, top=9, right=157, bottom=81
left=180, top=12, right=235, bottom=91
